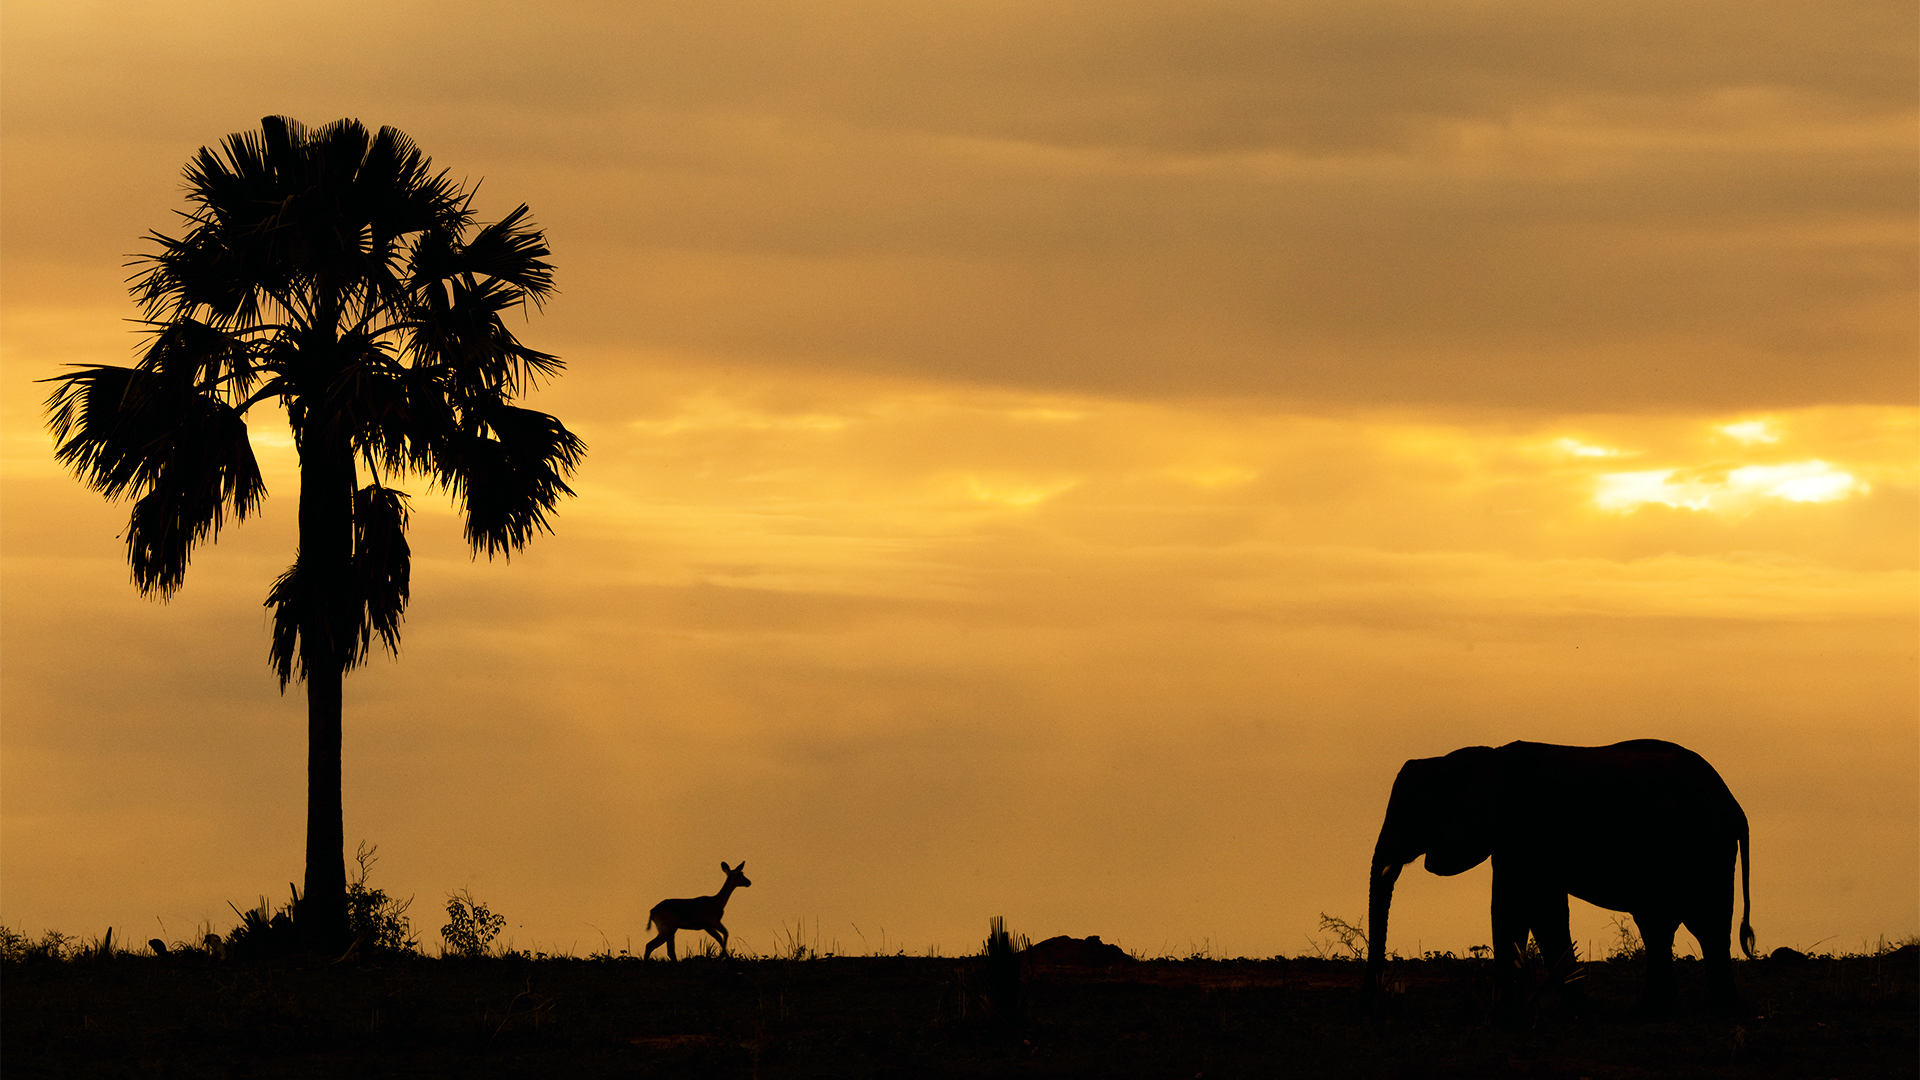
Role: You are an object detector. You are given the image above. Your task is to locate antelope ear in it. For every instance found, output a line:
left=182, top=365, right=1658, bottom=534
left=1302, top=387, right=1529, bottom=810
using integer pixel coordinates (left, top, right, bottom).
left=736, top=861, right=745, bottom=871
left=721, top=861, right=732, bottom=872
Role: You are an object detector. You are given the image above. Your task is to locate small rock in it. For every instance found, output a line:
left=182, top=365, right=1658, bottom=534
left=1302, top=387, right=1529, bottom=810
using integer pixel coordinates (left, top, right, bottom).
left=1025, top=934, right=1136, bottom=967
left=1768, top=946, right=1807, bottom=964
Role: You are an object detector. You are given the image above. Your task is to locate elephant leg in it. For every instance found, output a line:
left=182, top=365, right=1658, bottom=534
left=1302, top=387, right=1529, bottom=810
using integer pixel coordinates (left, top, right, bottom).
left=1532, top=892, right=1586, bottom=1014
left=1636, top=914, right=1679, bottom=1014
left=1685, top=902, right=1737, bottom=1011
left=1490, top=865, right=1533, bottom=1013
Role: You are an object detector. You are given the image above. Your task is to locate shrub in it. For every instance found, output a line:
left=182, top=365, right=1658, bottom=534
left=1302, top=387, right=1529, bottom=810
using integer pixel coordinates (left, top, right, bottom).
left=0, top=926, right=76, bottom=963
left=1308, top=914, right=1368, bottom=961
left=442, top=889, right=506, bottom=957
left=226, top=887, right=300, bottom=961
left=345, top=842, right=417, bottom=954
left=1606, top=914, right=1644, bottom=961
left=982, top=916, right=1028, bottom=1028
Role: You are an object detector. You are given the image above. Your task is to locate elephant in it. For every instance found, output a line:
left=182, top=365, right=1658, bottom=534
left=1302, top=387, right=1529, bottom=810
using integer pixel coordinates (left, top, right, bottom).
left=1363, top=739, right=1755, bottom=1012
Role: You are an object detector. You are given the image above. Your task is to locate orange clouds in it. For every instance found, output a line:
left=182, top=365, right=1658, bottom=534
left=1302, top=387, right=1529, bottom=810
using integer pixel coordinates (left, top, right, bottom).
left=1, top=1, right=1913, bottom=959
left=4, top=1, right=1915, bottom=406
left=2, top=354, right=1914, bottom=953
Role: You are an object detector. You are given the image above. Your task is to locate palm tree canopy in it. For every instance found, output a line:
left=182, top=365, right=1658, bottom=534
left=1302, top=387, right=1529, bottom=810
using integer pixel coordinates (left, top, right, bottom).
left=45, top=115, right=584, bottom=686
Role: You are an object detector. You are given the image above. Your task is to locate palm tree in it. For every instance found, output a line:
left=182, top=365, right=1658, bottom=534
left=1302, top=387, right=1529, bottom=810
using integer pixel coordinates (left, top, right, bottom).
left=44, top=116, right=584, bottom=950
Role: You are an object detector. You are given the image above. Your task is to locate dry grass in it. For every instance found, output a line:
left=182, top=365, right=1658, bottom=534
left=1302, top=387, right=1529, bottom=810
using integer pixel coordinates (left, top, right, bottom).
left=2, top=936, right=1912, bottom=1078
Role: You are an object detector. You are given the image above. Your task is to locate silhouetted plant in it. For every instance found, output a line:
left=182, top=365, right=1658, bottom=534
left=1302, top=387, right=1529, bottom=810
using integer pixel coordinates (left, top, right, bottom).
left=0, top=926, right=76, bottom=963
left=981, top=916, right=1028, bottom=1030
left=1607, top=914, right=1644, bottom=961
left=776, top=916, right=837, bottom=960
left=442, top=889, right=507, bottom=957
left=584, top=927, right=633, bottom=961
left=1309, top=913, right=1369, bottom=961
left=226, top=885, right=302, bottom=961
left=1, top=926, right=129, bottom=963
left=1872, top=934, right=1919, bottom=957
left=42, top=116, right=582, bottom=950
left=1180, top=937, right=1220, bottom=961
left=345, top=842, right=418, bottom=954
left=777, top=918, right=815, bottom=960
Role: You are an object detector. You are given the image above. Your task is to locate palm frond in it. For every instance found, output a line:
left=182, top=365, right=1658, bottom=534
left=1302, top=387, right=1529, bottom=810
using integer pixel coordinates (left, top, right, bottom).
left=401, top=227, right=462, bottom=304
left=405, top=276, right=565, bottom=395
left=135, top=318, right=257, bottom=397
left=44, top=364, right=264, bottom=597
left=46, top=365, right=150, bottom=498
left=265, top=485, right=412, bottom=688
left=132, top=224, right=279, bottom=327
left=324, top=332, right=408, bottom=435
left=265, top=559, right=313, bottom=689
left=445, top=404, right=585, bottom=558
left=120, top=412, right=263, bottom=597
left=456, top=205, right=556, bottom=302
left=351, top=483, right=411, bottom=660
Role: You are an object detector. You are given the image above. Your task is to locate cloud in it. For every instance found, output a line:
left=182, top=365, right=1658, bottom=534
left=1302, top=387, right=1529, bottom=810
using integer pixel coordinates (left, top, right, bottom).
left=4, top=1, right=1914, bottom=407
left=0, top=1, right=1913, bottom=957
left=1596, top=460, right=1866, bottom=512
left=11, top=347, right=1911, bottom=951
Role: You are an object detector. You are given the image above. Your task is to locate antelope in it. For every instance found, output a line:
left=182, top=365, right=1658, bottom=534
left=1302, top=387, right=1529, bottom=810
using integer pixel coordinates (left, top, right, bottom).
left=644, top=861, right=751, bottom=959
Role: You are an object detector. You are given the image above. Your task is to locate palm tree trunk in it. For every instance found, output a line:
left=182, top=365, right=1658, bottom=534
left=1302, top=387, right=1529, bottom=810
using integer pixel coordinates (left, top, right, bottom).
left=298, top=429, right=354, bottom=951
left=304, top=662, right=345, bottom=950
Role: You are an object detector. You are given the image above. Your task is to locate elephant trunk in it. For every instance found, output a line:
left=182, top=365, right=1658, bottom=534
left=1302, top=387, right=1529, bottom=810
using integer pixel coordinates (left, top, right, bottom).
left=1364, top=856, right=1402, bottom=1000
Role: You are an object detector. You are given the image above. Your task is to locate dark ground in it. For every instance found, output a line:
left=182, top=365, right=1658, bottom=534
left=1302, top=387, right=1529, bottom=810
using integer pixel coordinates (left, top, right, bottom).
left=4, top=950, right=1914, bottom=1078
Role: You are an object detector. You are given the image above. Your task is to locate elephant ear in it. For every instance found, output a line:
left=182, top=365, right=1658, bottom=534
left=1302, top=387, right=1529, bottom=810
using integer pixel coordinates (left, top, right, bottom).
left=1423, top=746, right=1499, bottom=876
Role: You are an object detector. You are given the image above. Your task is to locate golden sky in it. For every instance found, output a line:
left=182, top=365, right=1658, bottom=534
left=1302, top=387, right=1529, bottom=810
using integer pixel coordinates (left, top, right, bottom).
left=2, top=1, right=1914, bottom=958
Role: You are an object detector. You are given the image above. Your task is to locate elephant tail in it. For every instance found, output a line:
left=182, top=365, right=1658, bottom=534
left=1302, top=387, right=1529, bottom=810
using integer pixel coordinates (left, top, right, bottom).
left=1737, top=812, right=1757, bottom=960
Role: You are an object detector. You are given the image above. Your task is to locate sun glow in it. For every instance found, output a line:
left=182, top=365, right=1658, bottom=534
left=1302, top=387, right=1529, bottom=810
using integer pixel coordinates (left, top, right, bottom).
left=1720, top=420, right=1781, bottom=445
left=1554, top=438, right=1623, bottom=458
left=1595, top=460, right=1865, bottom=512
left=963, top=474, right=1079, bottom=507
left=1731, top=461, right=1865, bottom=502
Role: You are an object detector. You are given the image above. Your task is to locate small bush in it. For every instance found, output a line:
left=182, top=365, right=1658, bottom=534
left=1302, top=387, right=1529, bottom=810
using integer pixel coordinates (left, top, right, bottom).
left=1308, top=914, right=1368, bottom=961
left=226, top=886, right=300, bottom=961
left=345, top=842, right=418, bottom=954
left=1606, top=914, right=1644, bottom=961
left=0, top=926, right=77, bottom=963
left=0, top=925, right=32, bottom=962
left=442, top=889, right=506, bottom=957
left=982, top=916, right=1028, bottom=1028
